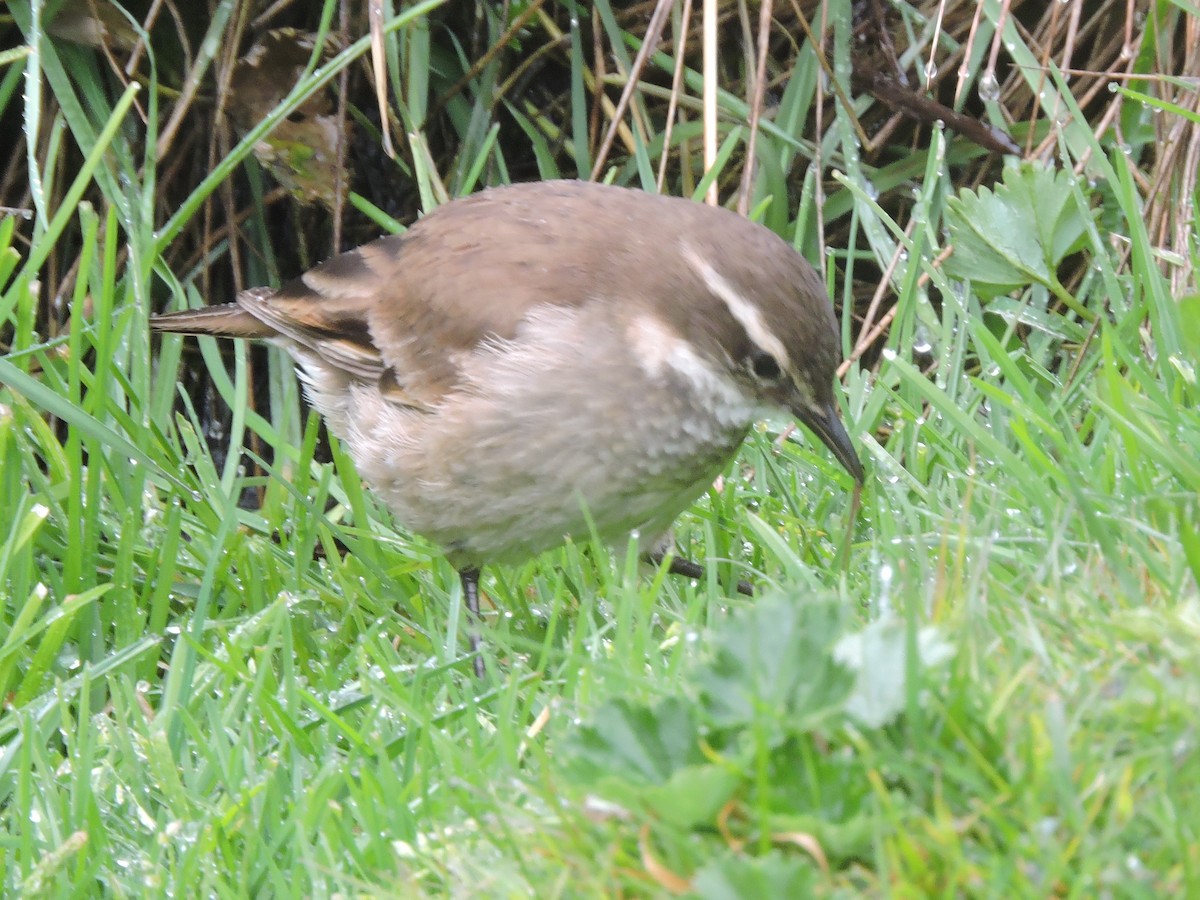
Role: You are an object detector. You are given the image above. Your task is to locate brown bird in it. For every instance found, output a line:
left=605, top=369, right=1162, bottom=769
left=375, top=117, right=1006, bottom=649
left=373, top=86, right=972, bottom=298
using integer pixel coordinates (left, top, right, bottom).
left=151, top=180, right=864, bottom=675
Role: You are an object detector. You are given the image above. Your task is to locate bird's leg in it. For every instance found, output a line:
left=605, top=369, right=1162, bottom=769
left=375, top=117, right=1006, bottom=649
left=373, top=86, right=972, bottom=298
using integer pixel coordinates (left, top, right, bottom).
left=649, top=550, right=755, bottom=597
left=459, top=566, right=486, bottom=678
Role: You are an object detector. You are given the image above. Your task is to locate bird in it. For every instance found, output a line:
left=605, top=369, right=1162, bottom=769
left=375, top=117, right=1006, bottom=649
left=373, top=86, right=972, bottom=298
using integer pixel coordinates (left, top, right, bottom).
left=151, top=180, right=865, bottom=676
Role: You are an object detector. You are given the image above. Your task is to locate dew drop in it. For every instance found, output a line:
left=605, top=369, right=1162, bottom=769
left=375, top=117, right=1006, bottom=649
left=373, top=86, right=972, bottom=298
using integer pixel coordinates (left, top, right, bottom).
left=978, top=71, right=1001, bottom=102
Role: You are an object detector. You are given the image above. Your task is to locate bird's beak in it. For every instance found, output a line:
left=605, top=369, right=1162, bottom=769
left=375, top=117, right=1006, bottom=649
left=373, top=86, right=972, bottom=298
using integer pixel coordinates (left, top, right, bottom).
left=794, top=400, right=865, bottom=484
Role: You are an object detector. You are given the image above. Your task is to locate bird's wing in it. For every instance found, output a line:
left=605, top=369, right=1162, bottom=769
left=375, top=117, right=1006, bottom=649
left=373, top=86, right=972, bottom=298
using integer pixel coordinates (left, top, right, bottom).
left=236, top=277, right=388, bottom=384
left=237, top=184, right=622, bottom=408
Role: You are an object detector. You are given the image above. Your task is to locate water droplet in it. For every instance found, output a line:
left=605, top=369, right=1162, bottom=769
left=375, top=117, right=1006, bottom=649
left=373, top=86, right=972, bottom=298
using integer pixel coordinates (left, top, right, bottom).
left=978, top=71, right=1001, bottom=102
left=912, top=327, right=933, bottom=356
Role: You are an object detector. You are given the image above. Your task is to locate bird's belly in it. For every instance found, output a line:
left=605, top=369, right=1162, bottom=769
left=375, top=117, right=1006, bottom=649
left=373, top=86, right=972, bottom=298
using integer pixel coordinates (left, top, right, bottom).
left=337, top=372, right=755, bottom=567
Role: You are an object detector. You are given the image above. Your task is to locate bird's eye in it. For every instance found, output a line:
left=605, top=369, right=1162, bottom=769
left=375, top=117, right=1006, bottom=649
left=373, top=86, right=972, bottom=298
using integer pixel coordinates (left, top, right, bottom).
left=749, top=350, right=783, bottom=381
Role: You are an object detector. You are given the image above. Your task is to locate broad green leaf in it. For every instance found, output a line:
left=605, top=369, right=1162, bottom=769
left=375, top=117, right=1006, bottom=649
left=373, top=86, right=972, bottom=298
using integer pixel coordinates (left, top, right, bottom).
left=563, top=697, right=737, bottom=827
left=695, top=594, right=854, bottom=735
left=944, top=163, right=1091, bottom=299
left=567, top=697, right=700, bottom=784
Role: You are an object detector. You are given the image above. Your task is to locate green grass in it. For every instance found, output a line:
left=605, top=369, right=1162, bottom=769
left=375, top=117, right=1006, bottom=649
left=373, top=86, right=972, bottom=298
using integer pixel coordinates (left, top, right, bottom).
left=2, top=0, right=1199, bottom=896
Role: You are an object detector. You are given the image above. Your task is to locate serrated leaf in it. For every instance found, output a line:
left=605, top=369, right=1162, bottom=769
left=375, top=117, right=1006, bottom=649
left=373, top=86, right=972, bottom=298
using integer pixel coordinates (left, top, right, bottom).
left=944, top=163, right=1091, bottom=298
left=564, top=698, right=738, bottom=827
left=695, top=594, right=854, bottom=734
left=566, top=697, right=701, bottom=785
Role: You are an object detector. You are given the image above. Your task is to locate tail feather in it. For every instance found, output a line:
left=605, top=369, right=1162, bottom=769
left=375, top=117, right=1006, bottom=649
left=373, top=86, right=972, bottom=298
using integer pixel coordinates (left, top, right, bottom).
left=149, top=302, right=276, bottom=339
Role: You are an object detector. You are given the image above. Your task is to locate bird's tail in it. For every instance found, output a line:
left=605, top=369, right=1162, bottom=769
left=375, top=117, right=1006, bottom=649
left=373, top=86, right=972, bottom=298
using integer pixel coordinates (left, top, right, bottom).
left=149, top=298, right=275, bottom=339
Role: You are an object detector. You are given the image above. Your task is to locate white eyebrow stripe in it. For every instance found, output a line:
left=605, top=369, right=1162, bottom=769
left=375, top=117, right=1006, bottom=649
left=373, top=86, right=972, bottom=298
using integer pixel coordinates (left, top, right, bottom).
left=680, top=241, right=791, bottom=371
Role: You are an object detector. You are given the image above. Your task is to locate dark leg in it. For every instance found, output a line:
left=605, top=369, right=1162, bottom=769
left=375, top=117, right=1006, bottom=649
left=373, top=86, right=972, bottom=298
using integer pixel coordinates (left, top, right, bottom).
left=459, top=566, right=486, bottom=678
left=653, top=552, right=754, bottom=597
